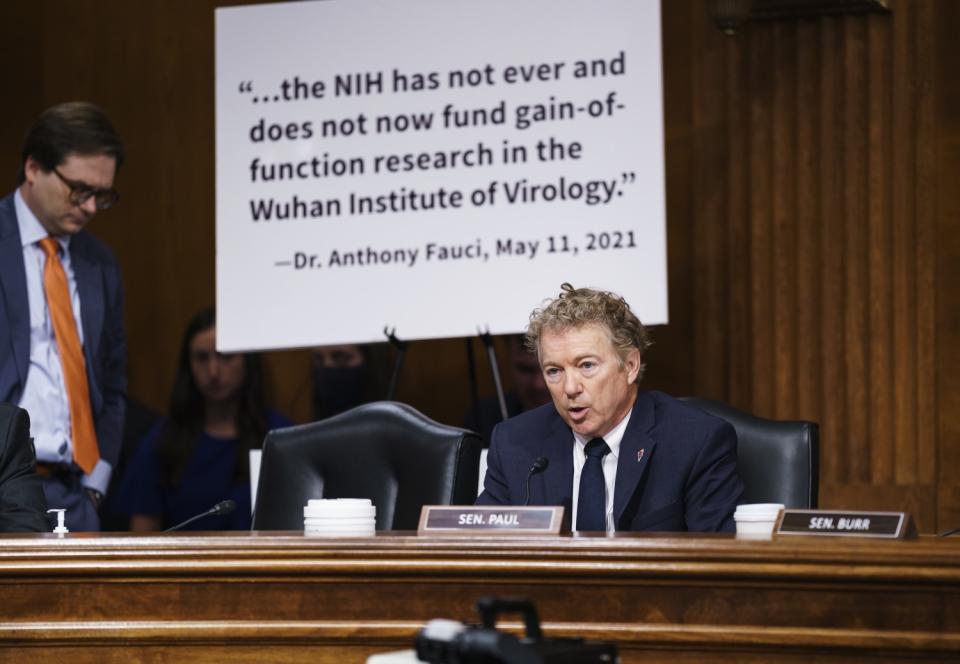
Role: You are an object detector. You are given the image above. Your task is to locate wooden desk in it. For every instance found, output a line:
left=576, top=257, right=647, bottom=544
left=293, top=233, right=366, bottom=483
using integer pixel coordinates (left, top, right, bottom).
left=0, top=531, right=957, bottom=662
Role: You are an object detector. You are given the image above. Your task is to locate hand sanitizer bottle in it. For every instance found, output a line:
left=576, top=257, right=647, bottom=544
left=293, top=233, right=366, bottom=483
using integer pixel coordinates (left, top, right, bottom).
left=47, top=508, right=68, bottom=536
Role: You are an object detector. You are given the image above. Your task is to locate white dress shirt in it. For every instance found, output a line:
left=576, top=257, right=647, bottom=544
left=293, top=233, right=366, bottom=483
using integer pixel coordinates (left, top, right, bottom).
left=571, top=409, right=632, bottom=533
left=14, top=191, right=94, bottom=469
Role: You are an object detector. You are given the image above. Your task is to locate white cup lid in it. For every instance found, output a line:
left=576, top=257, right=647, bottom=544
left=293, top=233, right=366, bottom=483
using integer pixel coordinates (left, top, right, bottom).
left=304, top=499, right=376, bottom=518
left=308, top=498, right=371, bottom=507
left=734, top=503, right=784, bottom=513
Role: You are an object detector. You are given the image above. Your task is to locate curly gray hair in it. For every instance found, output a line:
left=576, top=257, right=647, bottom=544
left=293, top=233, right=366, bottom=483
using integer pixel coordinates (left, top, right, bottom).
left=525, top=283, right=653, bottom=379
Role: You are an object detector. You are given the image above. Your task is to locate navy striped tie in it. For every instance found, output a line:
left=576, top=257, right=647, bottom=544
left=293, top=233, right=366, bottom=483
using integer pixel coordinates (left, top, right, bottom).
left=577, top=438, right=611, bottom=531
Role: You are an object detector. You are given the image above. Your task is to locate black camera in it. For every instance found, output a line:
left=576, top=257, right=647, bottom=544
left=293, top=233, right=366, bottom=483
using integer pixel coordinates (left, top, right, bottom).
left=414, top=597, right=618, bottom=664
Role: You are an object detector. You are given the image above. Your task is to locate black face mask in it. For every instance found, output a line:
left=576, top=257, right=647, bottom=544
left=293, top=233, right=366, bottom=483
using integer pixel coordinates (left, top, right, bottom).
left=312, top=366, right=367, bottom=420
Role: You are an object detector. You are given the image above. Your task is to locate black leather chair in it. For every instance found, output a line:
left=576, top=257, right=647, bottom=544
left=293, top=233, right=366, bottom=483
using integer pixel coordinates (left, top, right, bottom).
left=681, top=397, right=819, bottom=508
left=0, top=403, right=49, bottom=532
left=252, top=401, right=482, bottom=530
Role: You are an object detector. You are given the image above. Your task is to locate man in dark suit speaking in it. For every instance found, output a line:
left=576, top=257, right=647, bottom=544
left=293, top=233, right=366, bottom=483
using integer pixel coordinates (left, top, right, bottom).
left=476, top=283, right=743, bottom=532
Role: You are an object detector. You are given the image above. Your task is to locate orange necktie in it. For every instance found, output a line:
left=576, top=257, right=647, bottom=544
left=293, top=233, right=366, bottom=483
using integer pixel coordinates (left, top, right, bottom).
left=39, top=237, right=99, bottom=474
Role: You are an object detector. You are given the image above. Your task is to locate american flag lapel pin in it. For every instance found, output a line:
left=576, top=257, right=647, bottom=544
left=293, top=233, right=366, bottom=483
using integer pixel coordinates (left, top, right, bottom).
left=637, top=449, right=645, bottom=462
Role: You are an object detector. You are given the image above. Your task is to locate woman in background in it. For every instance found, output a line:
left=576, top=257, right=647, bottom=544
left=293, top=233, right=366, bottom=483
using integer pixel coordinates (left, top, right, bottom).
left=119, top=307, right=290, bottom=531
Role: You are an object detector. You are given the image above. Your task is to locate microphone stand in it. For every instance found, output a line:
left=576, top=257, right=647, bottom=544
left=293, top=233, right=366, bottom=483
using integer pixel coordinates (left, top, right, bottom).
left=523, top=458, right=549, bottom=506
left=165, top=512, right=215, bottom=533
left=164, top=500, right=236, bottom=532
left=384, top=326, right=407, bottom=401
left=465, top=338, right=480, bottom=430
left=478, top=329, right=509, bottom=422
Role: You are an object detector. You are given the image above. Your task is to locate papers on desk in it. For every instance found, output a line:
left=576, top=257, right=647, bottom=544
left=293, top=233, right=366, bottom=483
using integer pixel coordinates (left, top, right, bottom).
left=249, top=449, right=262, bottom=514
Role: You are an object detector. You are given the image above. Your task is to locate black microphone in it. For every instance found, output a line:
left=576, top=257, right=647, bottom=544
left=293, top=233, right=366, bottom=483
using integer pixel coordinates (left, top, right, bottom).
left=164, top=499, right=237, bottom=532
left=523, top=457, right=549, bottom=506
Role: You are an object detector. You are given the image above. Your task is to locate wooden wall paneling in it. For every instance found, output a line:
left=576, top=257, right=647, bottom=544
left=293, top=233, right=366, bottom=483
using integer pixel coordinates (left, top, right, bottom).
left=0, top=5, right=43, bottom=185
left=265, top=349, right=316, bottom=423
left=691, top=1, right=729, bottom=400
left=690, top=1, right=948, bottom=529
left=113, top=1, right=221, bottom=413
left=395, top=339, right=468, bottom=421
left=771, top=20, right=799, bottom=420
left=935, top=0, right=960, bottom=532
left=794, top=17, right=822, bottom=426
left=818, top=15, right=847, bottom=488
left=913, top=1, right=937, bottom=489
left=823, top=482, right=936, bottom=529
left=724, top=34, right=752, bottom=409
left=890, top=0, right=919, bottom=488
left=110, top=5, right=189, bottom=405
left=40, top=4, right=98, bottom=100
left=652, top=0, right=695, bottom=397
left=747, top=23, right=776, bottom=418
left=841, top=15, right=869, bottom=485
left=866, top=13, right=894, bottom=486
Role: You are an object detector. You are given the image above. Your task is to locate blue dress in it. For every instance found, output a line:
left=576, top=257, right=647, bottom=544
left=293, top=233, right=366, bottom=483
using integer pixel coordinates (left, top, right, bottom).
left=117, top=411, right=291, bottom=530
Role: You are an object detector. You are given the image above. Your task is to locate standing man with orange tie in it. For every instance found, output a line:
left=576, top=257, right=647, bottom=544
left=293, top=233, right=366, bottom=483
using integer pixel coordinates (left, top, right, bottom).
left=0, top=102, right=127, bottom=531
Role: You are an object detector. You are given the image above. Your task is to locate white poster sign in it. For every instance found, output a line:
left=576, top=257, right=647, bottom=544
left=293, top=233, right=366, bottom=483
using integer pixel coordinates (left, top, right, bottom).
left=216, top=0, right=667, bottom=351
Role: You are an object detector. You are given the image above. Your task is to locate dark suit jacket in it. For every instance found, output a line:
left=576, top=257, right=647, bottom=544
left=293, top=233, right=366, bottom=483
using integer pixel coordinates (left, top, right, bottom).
left=0, top=404, right=49, bottom=532
left=0, top=192, right=127, bottom=474
left=476, top=390, right=744, bottom=532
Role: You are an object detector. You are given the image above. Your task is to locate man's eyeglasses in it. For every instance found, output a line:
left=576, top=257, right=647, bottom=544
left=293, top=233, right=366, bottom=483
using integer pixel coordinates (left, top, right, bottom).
left=52, top=168, right=120, bottom=210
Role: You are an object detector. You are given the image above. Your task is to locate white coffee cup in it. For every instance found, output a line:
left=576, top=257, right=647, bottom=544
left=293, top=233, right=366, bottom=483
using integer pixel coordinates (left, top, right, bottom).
left=734, top=503, right=784, bottom=539
left=303, top=498, right=377, bottom=536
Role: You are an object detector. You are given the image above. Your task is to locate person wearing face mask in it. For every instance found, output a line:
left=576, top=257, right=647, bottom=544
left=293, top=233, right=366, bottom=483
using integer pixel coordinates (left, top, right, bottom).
left=311, top=344, right=369, bottom=420
left=117, top=308, right=291, bottom=531
left=0, top=102, right=127, bottom=532
left=310, top=343, right=392, bottom=420
left=476, top=284, right=743, bottom=533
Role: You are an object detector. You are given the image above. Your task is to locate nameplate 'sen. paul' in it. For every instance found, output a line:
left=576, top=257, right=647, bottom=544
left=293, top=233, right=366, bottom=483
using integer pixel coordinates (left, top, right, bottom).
left=417, top=506, right=564, bottom=535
